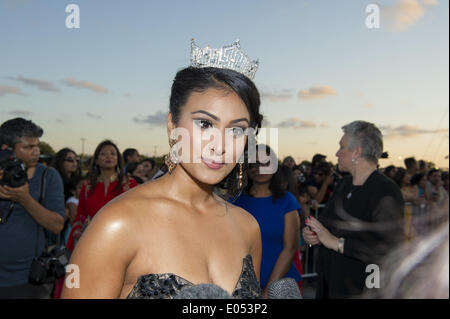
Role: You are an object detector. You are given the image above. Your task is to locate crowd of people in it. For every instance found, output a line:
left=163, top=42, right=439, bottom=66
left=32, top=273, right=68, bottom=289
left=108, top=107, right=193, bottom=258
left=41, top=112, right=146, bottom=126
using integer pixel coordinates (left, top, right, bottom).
left=286, top=154, right=449, bottom=240
left=0, top=48, right=448, bottom=299
left=1, top=117, right=447, bottom=299
left=1, top=115, right=448, bottom=299
left=39, top=143, right=450, bottom=243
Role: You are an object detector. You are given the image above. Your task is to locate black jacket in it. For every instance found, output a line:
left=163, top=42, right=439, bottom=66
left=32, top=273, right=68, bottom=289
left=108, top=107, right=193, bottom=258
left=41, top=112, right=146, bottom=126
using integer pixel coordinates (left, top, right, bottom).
left=316, top=170, right=404, bottom=298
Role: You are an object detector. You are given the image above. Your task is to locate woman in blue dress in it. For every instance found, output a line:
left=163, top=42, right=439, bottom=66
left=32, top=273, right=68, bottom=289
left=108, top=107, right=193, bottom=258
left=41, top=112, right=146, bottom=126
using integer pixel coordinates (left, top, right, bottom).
left=232, top=144, right=302, bottom=298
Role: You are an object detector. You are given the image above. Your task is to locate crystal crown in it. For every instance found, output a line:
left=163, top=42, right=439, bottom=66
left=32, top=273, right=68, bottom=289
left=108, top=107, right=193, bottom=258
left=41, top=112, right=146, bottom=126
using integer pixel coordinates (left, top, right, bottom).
left=190, top=39, right=259, bottom=80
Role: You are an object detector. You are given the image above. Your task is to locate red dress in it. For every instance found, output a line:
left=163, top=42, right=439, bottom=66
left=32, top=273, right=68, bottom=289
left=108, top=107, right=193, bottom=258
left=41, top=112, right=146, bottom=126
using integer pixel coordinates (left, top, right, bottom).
left=66, top=177, right=137, bottom=252
left=54, top=177, right=137, bottom=299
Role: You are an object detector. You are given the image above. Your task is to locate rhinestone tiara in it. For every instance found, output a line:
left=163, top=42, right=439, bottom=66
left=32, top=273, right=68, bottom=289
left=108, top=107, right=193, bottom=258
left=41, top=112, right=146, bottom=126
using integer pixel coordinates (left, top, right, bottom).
left=190, top=39, right=259, bottom=80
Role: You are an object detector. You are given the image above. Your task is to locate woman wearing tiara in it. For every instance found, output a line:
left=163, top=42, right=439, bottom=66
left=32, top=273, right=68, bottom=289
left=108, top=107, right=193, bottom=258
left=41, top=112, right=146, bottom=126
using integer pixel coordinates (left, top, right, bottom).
left=62, top=40, right=264, bottom=299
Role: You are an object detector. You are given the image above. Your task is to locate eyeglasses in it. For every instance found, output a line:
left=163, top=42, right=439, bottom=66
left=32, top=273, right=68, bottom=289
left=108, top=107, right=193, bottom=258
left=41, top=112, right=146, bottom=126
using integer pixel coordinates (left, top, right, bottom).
left=64, top=158, right=79, bottom=163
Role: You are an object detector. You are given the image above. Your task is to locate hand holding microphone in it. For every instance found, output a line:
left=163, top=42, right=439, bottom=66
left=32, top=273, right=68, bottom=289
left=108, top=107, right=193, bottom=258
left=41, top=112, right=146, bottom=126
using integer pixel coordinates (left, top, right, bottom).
left=307, top=216, right=339, bottom=251
left=303, top=216, right=320, bottom=246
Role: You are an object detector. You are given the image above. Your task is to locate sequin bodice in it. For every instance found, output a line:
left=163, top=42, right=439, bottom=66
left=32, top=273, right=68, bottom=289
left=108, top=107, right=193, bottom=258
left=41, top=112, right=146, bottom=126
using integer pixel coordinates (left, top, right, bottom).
left=126, top=254, right=261, bottom=299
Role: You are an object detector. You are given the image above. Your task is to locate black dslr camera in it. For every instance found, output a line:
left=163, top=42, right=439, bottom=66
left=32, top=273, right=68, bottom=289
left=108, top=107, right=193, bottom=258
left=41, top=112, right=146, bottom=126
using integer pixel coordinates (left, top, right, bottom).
left=0, top=148, right=28, bottom=188
left=29, top=245, right=71, bottom=285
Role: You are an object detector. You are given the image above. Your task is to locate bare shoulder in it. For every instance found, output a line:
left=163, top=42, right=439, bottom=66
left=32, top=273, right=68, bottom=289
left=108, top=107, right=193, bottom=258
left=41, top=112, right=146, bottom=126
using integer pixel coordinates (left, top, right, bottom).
left=226, top=202, right=262, bottom=271
left=101, top=179, right=173, bottom=219
left=63, top=180, right=173, bottom=298
left=72, top=192, right=142, bottom=261
left=77, top=180, right=171, bottom=253
left=227, top=202, right=260, bottom=236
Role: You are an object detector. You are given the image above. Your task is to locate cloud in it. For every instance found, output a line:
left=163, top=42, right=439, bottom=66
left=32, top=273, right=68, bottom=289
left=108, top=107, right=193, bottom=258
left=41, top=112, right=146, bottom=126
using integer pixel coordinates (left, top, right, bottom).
left=133, top=111, right=168, bottom=126
left=276, top=118, right=317, bottom=129
left=0, top=85, right=27, bottom=96
left=261, top=90, right=293, bottom=102
left=363, top=103, right=373, bottom=109
left=12, top=75, right=60, bottom=92
left=63, top=78, right=108, bottom=94
left=421, top=0, right=438, bottom=6
left=382, top=0, right=438, bottom=32
left=320, top=123, right=331, bottom=128
left=8, top=110, right=32, bottom=117
left=86, top=112, right=102, bottom=119
left=298, top=85, right=336, bottom=100
left=381, top=124, right=449, bottom=138
left=124, top=93, right=131, bottom=97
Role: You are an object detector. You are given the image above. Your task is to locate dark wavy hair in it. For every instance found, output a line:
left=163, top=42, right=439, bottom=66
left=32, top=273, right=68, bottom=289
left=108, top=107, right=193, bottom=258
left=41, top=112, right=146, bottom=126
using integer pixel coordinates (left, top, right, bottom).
left=51, top=147, right=82, bottom=200
left=88, top=140, right=125, bottom=195
left=169, top=67, right=263, bottom=201
left=244, top=144, right=285, bottom=203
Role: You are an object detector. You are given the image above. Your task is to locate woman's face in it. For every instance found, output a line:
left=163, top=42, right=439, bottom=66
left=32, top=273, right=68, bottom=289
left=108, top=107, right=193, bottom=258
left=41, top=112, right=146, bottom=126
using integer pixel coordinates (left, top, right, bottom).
left=169, top=88, right=251, bottom=185
left=96, top=145, right=118, bottom=170
left=141, top=161, right=153, bottom=177
left=283, top=157, right=295, bottom=169
left=133, top=163, right=147, bottom=181
left=63, top=151, right=78, bottom=175
left=248, top=154, right=273, bottom=184
left=336, top=134, right=356, bottom=173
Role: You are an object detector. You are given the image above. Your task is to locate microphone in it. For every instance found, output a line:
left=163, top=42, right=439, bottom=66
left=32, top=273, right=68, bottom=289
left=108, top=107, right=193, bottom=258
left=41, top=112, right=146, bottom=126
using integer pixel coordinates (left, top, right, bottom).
left=267, top=278, right=303, bottom=299
left=174, top=283, right=234, bottom=299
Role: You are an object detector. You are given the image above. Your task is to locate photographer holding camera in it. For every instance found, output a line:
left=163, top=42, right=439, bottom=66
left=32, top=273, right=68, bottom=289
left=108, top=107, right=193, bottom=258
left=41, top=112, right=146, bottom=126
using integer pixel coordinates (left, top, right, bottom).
left=0, top=118, right=65, bottom=299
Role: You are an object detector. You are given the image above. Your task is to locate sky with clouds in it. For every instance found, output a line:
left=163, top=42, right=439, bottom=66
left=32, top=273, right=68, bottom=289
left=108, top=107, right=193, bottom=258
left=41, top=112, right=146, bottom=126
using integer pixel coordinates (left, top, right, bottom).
left=0, top=0, right=448, bottom=168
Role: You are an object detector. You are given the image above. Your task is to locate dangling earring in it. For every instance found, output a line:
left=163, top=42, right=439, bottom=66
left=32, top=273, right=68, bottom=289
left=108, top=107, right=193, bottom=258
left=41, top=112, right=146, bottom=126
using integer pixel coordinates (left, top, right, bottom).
left=164, top=138, right=179, bottom=174
left=238, top=162, right=243, bottom=189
